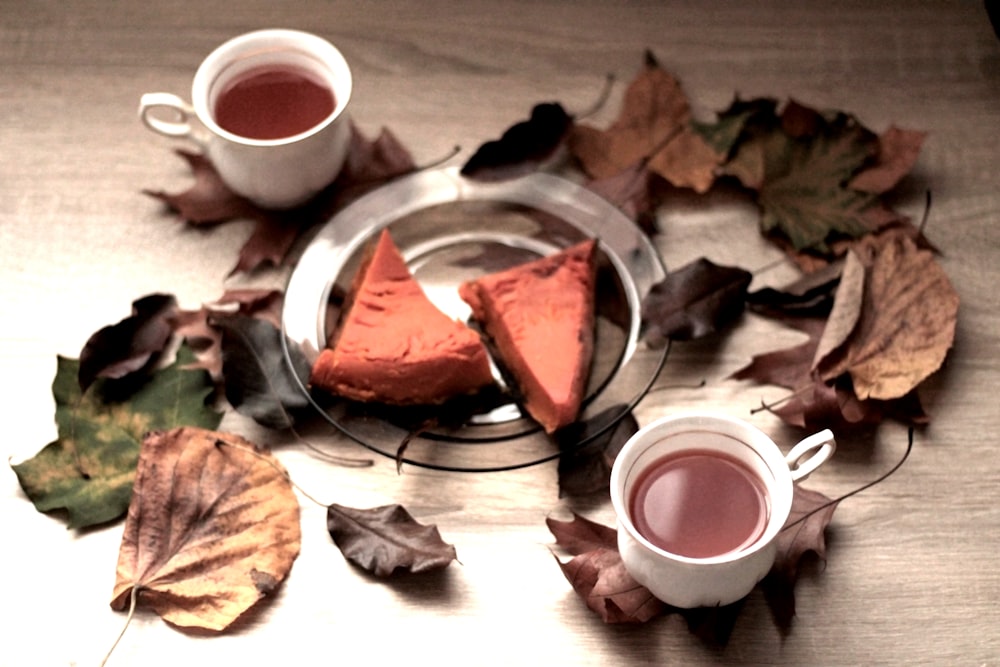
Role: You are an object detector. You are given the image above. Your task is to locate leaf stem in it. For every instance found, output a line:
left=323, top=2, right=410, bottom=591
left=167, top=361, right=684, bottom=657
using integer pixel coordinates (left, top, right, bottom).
left=781, top=426, right=914, bottom=532
left=100, top=584, right=138, bottom=667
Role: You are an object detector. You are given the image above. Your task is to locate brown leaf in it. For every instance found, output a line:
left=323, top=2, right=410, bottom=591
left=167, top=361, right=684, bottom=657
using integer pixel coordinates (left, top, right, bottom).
left=145, top=124, right=416, bottom=275
left=326, top=503, right=457, bottom=577
left=729, top=317, right=828, bottom=392
left=641, top=257, right=752, bottom=346
left=815, top=234, right=959, bottom=400
left=774, top=485, right=838, bottom=579
left=556, top=405, right=639, bottom=498
left=583, top=164, right=658, bottom=235
left=110, top=427, right=301, bottom=632
left=569, top=51, right=722, bottom=193
left=556, top=547, right=666, bottom=624
left=460, top=102, right=573, bottom=180
left=849, top=126, right=928, bottom=194
left=546, top=512, right=618, bottom=555
left=170, top=289, right=285, bottom=379
left=78, top=293, right=178, bottom=392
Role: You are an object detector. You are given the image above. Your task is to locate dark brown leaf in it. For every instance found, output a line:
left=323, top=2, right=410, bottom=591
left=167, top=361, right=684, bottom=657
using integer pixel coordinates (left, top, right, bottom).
left=555, top=405, right=638, bottom=498
left=746, top=261, right=843, bottom=319
left=326, top=503, right=457, bottom=577
left=641, top=257, right=752, bottom=346
left=461, top=102, right=573, bottom=180
left=211, top=314, right=312, bottom=430
left=78, top=293, right=178, bottom=393
left=583, top=164, right=658, bottom=235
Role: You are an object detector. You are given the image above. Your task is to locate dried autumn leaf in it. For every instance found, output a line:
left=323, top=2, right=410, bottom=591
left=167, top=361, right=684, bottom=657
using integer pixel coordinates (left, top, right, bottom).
left=11, top=345, right=221, bottom=529
left=170, top=288, right=285, bottom=379
left=584, top=164, right=658, bottom=235
left=849, top=126, right=928, bottom=194
left=145, top=123, right=416, bottom=275
left=461, top=102, right=573, bottom=180
left=78, top=293, right=178, bottom=393
left=556, top=404, right=638, bottom=498
left=110, top=427, right=301, bottom=632
left=548, top=513, right=664, bottom=623
left=641, top=257, right=753, bottom=346
left=814, top=234, right=959, bottom=400
left=746, top=261, right=843, bottom=319
left=570, top=50, right=722, bottom=193
left=717, top=98, right=914, bottom=256
left=326, top=503, right=458, bottom=577
left=211, top=314, right=313, bottom=429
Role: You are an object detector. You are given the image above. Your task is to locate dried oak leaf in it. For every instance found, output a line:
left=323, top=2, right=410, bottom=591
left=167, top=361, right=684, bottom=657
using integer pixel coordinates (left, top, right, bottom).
left=110, top=427, right=301, bottom=632
left=461, top=102, right=573, bottom=180
left=326, top=503, right=458, bottom=577
left=641, top=257, right=753, bottom=346
left=570, top=50, right=723, bottom=194
left=11, top=345, right=221, bottom=529
left=211, top=314, right=313, bottom=430
left=547, top=514, right=664, bottom=624
left=78, top=293, right=178, bottom=393
left=145, top=123, right=415, bottom=275
left=814, top=234, right=959, bottom=401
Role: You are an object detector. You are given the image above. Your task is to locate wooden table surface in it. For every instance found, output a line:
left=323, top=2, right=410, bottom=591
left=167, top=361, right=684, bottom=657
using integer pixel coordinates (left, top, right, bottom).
left=3, top=2, right=999, bottom=665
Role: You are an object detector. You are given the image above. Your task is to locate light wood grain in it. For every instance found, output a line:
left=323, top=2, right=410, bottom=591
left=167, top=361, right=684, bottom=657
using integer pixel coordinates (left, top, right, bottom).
left=2, top=1, right=999, bottom=665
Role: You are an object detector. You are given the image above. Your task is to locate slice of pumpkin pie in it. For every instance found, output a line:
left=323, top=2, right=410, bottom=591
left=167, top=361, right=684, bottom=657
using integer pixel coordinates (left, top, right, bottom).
left=458, top=239, right=597, bottom=433
left=310, top=229, right=494, bottom=405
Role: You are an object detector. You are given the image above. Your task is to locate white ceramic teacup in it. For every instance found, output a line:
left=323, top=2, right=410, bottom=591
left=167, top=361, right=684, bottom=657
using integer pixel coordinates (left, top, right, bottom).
left=610, top=412, right=835, bottom=608
left=139, top=29, right=352, bottom=209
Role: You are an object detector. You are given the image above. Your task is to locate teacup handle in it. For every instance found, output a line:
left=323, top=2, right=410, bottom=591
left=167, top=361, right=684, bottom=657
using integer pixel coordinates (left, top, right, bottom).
left=786, top=429, right=835, bottom=482
left=139, top=92, right=207, bottom=144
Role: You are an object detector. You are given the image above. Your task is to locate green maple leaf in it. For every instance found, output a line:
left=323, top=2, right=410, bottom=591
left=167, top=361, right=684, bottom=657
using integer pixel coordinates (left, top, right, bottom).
left=716, top=99, right=884, bottom=255
left=11, top=345, right=221, bottom=529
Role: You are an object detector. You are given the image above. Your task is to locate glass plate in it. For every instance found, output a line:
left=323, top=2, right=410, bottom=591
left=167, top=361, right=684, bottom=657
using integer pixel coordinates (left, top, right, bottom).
left=282, top=166, right=667, bottom=471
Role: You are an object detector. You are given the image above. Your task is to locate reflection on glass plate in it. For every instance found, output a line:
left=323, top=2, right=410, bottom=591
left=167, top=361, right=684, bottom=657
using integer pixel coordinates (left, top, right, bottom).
left=282, top=167, right=667, bottom=471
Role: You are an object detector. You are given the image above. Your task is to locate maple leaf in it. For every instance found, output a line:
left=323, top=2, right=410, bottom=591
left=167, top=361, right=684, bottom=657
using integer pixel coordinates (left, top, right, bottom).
left=460, top=102, right=573, bottom=180
left=326, top=503, right=458, bottom=577
left=848, top=126, right=928, bottom=194
left=547, top=514, right=664, bottom=623
left=110, top=427, right=301, bottom=632
left=569, top=50, right=723, bottom=194
left=211, top=314, right=313, bottom=430
left=78, top=293, right=178, bottom=393
left=11, top=345, right=221, bottom=529
left=715, top=98, right=916, bottom=256
left=641, top=257, right=753, bottom=346
left=814, top=234, right=959, bottom=400
left=145, top=123, right=416, bottom=275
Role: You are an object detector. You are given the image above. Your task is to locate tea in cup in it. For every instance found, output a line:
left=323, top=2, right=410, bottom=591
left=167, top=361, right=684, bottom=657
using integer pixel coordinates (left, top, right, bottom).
left=139, top=29, right=352, bottom=209
left=610, top=412, right=835, bottom=608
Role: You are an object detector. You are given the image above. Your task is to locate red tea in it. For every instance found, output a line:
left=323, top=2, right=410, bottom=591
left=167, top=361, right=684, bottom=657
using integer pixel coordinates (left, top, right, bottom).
left=213, top=63, right=335, bottom=140
left=629, top=448, right=768, bottom=559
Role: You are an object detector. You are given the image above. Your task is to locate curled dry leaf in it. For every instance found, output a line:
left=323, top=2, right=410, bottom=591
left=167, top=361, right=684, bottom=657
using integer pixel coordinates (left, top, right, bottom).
left=641, top=257, right=753, bottom=346
left=326, top=503, right=458, bottom=577
left=78, top=293, right=178, bottom=393
left=555, top=404, right=638, bottom=498
left=110, top=427, right=301, bottom=632
left=460, top=102, right=573, bottom=180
